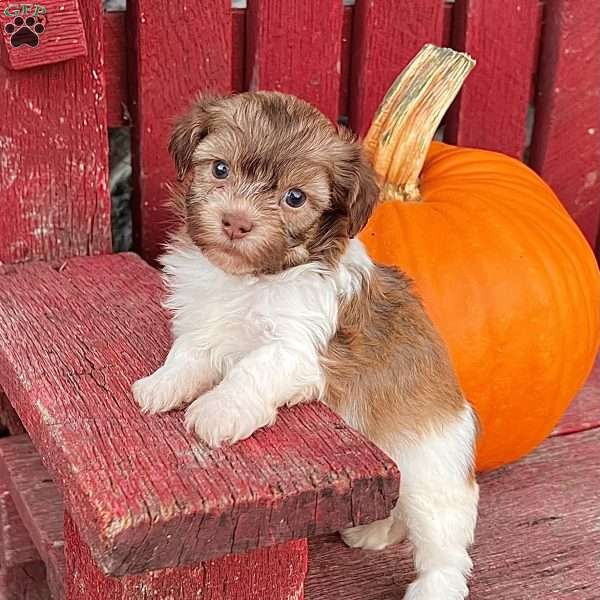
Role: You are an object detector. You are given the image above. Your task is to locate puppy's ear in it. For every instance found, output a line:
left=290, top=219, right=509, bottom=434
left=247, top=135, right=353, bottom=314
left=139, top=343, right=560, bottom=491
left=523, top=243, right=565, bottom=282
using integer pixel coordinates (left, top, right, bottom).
left=332, top=127, right=380, bottom=238
left=169, top=95, right=221, bottom=181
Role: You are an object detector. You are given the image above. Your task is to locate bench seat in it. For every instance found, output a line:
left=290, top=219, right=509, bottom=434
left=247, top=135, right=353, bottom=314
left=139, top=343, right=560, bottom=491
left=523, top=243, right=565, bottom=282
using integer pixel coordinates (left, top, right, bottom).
left=0, top=253, right=399, bottom=595
left=1, top=423, right=598, bottom=599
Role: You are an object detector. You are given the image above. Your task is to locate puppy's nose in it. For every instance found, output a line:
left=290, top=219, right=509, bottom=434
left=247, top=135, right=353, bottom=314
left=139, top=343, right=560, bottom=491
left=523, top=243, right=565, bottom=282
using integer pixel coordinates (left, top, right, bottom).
left=222, top=213, right=254, bottom=240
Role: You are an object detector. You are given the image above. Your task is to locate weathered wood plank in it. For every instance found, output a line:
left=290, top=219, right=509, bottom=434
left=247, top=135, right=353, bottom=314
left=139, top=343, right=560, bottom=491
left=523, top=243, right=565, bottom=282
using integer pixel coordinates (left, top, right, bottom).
left=0, top=436, right=64, bottom=600
left=445, top=0, right=539, bottom=159
left=0, top=562, right=51, bottom=600
left=104, top=11, right=129, bottom=128
left=0, top=472, right=38, bottom=569
left=530, top=0, right=600, bottom=247
left=0, top=254, right=399, bottom=576
left=0, top=0, right=111, bottom=264
left=246, top=0, right=344, bottom=122
left=127, top=0, right=232, bottom=261
left=553, top=353, right=600, bottom=437
left=349, top=0, right=444, bottom=137
left=65, top=514, right=307, bottom=600
left=306, top=427, right=600, bottom=599
left=0, top=472, right=51, bottom=599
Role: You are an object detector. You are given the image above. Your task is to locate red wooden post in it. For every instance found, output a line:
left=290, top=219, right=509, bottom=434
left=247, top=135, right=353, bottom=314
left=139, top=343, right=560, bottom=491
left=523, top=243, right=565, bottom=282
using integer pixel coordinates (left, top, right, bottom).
left=349, top=0, right=444, bottom=137
left=65, top=514, right=307, bottom=600
left=0, top=0, right=111, bottom=265
left=530, top=0, right=600, bottom=248
left=246, top=0, right=344, bottom=122
left=127, top=0, right=232, bottom=262
left=445, top=0, right=540, bottom=159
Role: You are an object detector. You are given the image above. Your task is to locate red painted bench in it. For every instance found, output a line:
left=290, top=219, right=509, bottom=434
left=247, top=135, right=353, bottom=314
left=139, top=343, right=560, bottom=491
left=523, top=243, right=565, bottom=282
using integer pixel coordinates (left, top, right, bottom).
left=0, top=0, right=599, bottom=598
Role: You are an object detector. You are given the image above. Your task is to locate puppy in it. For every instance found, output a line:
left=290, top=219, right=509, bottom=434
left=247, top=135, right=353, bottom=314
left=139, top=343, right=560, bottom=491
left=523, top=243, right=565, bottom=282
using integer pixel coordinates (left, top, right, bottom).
left=132, top=91, right=479, bottom=600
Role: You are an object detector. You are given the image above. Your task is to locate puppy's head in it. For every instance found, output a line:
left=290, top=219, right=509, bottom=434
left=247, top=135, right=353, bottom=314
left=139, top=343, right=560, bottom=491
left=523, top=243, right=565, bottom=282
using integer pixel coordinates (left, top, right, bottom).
left=169, top=92, right=379, bottom=276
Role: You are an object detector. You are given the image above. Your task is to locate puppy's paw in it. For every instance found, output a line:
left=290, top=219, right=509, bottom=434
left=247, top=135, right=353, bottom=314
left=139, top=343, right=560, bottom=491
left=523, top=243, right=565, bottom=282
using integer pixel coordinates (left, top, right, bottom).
left=342, top=517, right=406, bottom=551
left=185, top=388, right=276, bottom=447
left=132, top=368, right=195, bottom=414
left=404, top=571, right=468, bottom=600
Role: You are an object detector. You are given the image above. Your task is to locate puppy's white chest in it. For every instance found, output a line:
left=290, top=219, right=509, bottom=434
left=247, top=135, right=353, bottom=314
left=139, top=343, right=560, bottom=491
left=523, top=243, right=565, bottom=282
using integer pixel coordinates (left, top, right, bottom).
left=162, top=246, right=340, bottom=361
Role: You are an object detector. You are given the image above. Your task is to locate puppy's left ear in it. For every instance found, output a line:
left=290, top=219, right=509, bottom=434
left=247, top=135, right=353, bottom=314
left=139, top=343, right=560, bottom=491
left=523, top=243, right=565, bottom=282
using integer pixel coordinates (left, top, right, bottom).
left=332, top=127, right=380, bottom=238
left=169, top=95, right=221, bottom=181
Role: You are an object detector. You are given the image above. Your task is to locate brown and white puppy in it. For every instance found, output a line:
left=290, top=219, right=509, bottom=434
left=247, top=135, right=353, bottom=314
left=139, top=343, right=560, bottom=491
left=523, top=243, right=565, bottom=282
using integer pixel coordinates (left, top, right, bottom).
left=132, top=92, right=479, bottom=600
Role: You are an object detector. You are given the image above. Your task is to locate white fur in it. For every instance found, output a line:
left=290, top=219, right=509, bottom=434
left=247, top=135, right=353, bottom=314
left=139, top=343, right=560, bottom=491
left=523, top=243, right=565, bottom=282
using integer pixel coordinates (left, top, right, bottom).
left=343, top=405, right=479, bottom=600
left=133, top=238, right=372, bottom=446
left=132, top=237, right=478, bottom=599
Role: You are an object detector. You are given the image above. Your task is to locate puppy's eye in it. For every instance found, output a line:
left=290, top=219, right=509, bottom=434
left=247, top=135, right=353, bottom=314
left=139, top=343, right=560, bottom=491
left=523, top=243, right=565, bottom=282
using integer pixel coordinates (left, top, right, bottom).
left=212, top=160, right=230, bottom=180
left=284, top=188, right=306, bottom=208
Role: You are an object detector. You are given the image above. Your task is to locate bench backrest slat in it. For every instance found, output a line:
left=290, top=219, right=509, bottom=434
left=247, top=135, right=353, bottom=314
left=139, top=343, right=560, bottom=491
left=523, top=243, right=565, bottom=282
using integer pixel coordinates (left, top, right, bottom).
left=246, top=0, right=345, bottom=122
left=444, top=0, right=541, bottom=160
left=0, top=0, right=111, bottom=265
left=127, top=0, right=233, bottom=261
left=349, top=0, right=445, bottom=137
left=530, top=0, right=600, bottom=245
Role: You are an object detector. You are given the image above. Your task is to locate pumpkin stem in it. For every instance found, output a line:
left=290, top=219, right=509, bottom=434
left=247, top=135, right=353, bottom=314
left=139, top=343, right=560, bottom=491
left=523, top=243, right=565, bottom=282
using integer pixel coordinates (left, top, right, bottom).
left=364, top=44, right=475, bottom=202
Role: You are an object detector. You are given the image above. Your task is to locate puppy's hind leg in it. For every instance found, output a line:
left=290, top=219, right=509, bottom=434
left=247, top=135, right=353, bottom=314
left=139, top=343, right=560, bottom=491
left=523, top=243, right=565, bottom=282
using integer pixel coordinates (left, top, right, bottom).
left=391, top=407, right=479, bottom=600
left=341, top=514, right=407, bottom=551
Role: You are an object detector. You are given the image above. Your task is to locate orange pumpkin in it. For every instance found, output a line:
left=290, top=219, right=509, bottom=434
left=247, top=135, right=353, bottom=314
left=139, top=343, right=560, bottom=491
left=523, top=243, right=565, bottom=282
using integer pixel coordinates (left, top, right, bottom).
left=360, top=46, right=600, bottom=470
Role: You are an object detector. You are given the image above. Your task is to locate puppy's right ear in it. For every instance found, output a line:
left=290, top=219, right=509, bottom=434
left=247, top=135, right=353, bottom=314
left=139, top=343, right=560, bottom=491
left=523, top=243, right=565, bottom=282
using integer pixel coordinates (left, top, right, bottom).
left=169, top=95, right=220, bottom=181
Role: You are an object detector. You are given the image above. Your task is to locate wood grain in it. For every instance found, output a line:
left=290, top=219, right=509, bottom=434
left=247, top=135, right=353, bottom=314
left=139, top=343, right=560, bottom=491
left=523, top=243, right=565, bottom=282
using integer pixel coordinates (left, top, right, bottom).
left=0, top=254, right=399, bottom=576
left=246, top=0, right=344, bottom=122
left=0, top=470, right=51, bottom=599
left=0, top=0, right=111, bottom=265
left=0, top=562, right=51, bottom=600
left=104, top=11, right=129, bottom=128
left=104, top=4, right=452, bottom=127
left=0, top=471, right=39, bottom=569
left=66, top=514, right=307, bottom=600
left=306, top=427, right=600, bottom=599
left=349, top=0, right=444, bottom=137
left=530, top=0, right=600, bottom=247
left=445, top=0, right=539, bottom=159
left=0, top=0, right=87, bottom=71
left=127, top=0, right=232, bottom=262
left=0, top=436, right=65, bottom=600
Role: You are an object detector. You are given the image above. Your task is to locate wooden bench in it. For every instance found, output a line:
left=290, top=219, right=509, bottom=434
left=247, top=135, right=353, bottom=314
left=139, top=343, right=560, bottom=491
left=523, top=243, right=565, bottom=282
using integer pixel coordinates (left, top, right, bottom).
left=0, top=378, right=598, bottom=599
left=0, top=0, right=599, bottom=598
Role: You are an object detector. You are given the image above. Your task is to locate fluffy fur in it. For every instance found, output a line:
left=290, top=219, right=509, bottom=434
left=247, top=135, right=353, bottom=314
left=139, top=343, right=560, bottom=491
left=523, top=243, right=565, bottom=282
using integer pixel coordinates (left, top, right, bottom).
left=132, top=91, right=479, bottom=600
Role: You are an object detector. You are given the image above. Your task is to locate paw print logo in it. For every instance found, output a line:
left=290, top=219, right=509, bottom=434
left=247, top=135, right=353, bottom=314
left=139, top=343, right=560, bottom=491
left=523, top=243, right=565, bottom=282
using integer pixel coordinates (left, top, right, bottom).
left=4, top=15, right=45, bottom=48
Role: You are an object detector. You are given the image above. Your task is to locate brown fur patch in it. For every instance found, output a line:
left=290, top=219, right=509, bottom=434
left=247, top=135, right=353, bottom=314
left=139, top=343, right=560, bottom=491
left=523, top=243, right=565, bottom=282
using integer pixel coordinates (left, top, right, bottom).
left=321, top=264, right=467, bottom=448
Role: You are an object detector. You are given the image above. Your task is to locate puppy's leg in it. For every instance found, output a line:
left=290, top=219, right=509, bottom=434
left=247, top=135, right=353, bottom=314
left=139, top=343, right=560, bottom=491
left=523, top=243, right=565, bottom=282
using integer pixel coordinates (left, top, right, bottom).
left=132, top=335, right=220, bottom=414
left=341, top=514, right=407, bottom=551
left=186, top=342, right=319, bottom=447
left=392, top=407, right=479, bottom=600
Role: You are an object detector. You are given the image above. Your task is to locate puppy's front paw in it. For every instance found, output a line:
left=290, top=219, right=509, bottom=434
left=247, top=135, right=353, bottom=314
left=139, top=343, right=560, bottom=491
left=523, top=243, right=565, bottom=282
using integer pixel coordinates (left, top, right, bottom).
left=132, top=368, right=193, bottom=415
left=185, top=388, right=276, bottom=447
